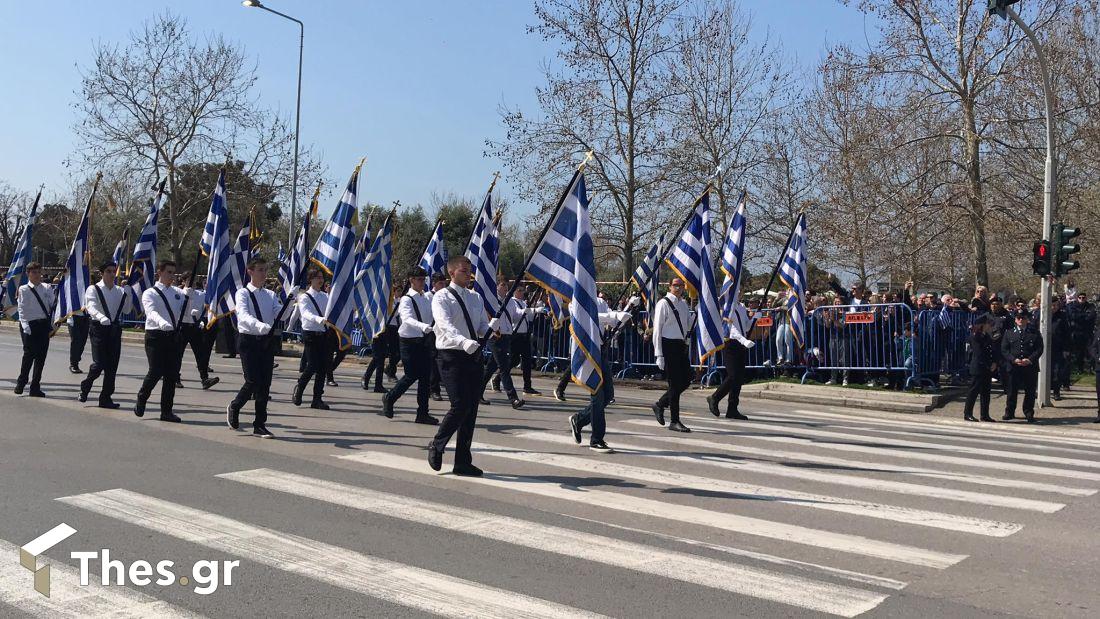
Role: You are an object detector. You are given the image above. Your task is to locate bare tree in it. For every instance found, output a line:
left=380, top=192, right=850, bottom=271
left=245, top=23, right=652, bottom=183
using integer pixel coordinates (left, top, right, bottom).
left=0, top=181, right=31, bottom=265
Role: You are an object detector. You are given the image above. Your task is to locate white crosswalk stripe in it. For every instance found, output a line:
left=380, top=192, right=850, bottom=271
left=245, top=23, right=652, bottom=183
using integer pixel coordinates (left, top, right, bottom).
left=56, top=489, right=604, bottom=619
left=336, top=451, right=967, bottom=568
left=219, top=468, right=891, bottom=617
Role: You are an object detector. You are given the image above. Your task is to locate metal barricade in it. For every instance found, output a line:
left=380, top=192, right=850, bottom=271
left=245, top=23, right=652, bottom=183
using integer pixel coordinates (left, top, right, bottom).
left=801, top=303, right=915, bottom=387
left=912, top=308, right=972, bottom=389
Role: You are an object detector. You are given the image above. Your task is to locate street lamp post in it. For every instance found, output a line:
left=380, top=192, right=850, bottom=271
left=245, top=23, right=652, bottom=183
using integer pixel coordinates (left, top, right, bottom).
left=243, top=0, right=303, bottom=248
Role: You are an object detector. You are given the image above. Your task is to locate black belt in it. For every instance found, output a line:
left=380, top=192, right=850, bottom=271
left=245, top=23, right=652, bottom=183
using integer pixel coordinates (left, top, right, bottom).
left=401, top=335, right=427, bottom=344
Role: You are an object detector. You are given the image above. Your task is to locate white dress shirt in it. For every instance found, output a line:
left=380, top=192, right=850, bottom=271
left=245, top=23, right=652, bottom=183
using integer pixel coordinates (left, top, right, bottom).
left=17, top=282, right=54, bottom=332
left=297, top=289, right=329, bottom=333
left=596, top=295, right=610, bottom=314
left=652, top=292, right=692, bottom=359
left=142, top=282, right=186, bottom=332
left=181, top=287, right=205, bottom=325
left=398, top=290, right=433, bottom=338
left=235, top=283, right=280, bottom=336
left=725, top=301, right=754, bottom=347
left=85, top=281, right=131, bottom=325
left=504, top=297, right=537, bottom=334
left=433, top=283, right=489, bottom=353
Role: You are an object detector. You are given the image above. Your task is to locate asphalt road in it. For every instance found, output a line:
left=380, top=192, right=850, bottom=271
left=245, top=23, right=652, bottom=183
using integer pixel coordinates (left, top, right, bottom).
left=1, top=330, right=1099, bottom=618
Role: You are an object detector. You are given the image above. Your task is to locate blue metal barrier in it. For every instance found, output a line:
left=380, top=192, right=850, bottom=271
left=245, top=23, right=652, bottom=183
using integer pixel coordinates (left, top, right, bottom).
left=803, top=303, right=915, bottom=387
left=912, top=308, right=972, bottom=389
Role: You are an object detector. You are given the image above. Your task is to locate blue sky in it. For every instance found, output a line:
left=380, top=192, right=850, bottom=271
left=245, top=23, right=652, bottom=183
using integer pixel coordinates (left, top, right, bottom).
left=0, top=0, right=872, bottom=214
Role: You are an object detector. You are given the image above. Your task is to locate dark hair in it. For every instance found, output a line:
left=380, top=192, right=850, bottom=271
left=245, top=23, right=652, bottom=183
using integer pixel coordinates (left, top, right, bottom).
left=246, top=257, right=268, bottom=270
left=26, top=261, right=42, bottom=271
left=407, top=266, right=428, bottom=279
left=306, top=268, right=324, bottom=282
left=432, top=274, right=447, bottom=284
left=157, top=260, right=176, bottom=272
left=99, top=261, right=119, bottom=272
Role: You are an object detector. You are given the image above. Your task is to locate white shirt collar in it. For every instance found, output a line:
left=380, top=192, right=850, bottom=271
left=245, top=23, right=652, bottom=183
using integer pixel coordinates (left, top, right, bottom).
left=246, top=282, right=263, bottom=292
left=154, top=281, right=170, bottom=290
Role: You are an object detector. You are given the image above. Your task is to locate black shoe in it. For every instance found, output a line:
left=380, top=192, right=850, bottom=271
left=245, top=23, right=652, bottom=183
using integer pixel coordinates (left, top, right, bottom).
left=569, top=414, right=582, bottom=444
left=491, top=379, right=502, bottom=393
left=706, top=395, right=720, bottom=418
left=78, top=389, right=89, bottom=403
left=453, top=464, right=484, bottom=477
left=523, top=387, right=541, bottom=395
left=414, top=414, right=439, bottom=425
left=430, top=392, right=444, bottom=401
left=1002, top=413, right=1015, bottom=421
left=1052, top=393, right=1063, bottom=401
left=28, top=390, right=46, bottom=398
left=159, top=413, right=182, bottom=423
left=310, top=400, right=331, bottom=410
left=1094, top=415, right=1100, bottom=424
left=175, top=380, right=184, bottom=388
left=384, top=373, right=398, bottom=382
left=479, top=397, right=490, bottom=405
left=373, top=386, right=388, bottom=394
left=725, top=411, right=749, bottom=421
left=13, top=382, right=25, bottom=395
left=668, top=421, right=691, bottom=433
left=69, top=365, right=83, bottom=374
left=222, top=354, right=236, bottom=358
left=553, top=387, right=566, bottom=402
left=327, top=378, right=339, bottom=387
left=201, top=377, right=220, bottom=390
left=980, top=416, right=995, bottom=422
left=427, top=445, right=443, bottom=471
left=134, top=400, right=146, bottom=417
left=1025, top=414, right=1036, bottom=424
left=589, top=441, right=614, bottom=453
left=652, top=404, right=666, bottom=426
left=361, top=375, right=369, bottom=390
left=98, top=401, right=121, bottom=410
left=226, top=403, right=240, bottom=430
left=510, top=398, right=526, bottom=410
left=272, top=363, right=280, bottom=370
left=381, top=394, right=394, bottom=418
left=292, top=384, right=304, bottom=407
left=253, top=425, right=274, bottom=438
left=964, top=415, right=979, bottom=422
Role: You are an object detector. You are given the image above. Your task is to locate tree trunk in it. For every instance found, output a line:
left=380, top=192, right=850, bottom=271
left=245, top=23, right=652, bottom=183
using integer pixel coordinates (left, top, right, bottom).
left=962, top=100, right=989, bottom=286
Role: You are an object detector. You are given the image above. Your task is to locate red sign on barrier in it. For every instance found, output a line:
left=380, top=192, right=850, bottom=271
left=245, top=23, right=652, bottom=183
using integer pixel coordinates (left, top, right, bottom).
left=844, top=312, right=875, bottom=324
left=755, top=316, right=774, bottom=328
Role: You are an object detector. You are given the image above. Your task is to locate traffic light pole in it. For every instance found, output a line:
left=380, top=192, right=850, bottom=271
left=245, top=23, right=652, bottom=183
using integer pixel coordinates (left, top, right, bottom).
left=1004, top=5, right=1057, bottom=407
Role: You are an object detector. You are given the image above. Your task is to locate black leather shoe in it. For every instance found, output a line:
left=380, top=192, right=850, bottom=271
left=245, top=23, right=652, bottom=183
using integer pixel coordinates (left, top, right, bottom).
left=490, top=379, right=502, bottom=393
left=201, top=377, right=220, bottom=390
left=326, top=378, right=339, bottom=387
left=160, top=413, right=182, bottom=423
left=310, top=400, right=331, bottom=410
left=28, top=390, right=46, bottom=398
left=381, top=394, right=394, bottom=418
left=1025, top=414, right=1036, bottom=423
left=414, top=414, right=439, bottom=425
left=78, top=389, right=89, bottom=403
left=553, top=387, right=566, bottom=402
left=569, top=414, right=582, bottom=444
left=226, top=403, right=240, bottom=430
left=134, top=400, right=146, bottom=417
left=523, top=387, right=541, bottom=395
left=427, top=445, right=443, bottom=471
left=479, top=397, right=490, bottom=405
left=373, top=386, right=388, bottom=394
left=980, top=416, right=995, bottom=422
left=668, top=421, right=691, bottom=433
left=360, top=375, right=369, bottom=390
left=98, top=401, right=121, bottom=410
left=964, top=415, right=978, bottom=422
left=652, top=404, right=666, bottom=426
left=1002, top=413, right=1015, bottom=421
left=726, top=411, right=749, bottom=421
left=253, top=425, right=274, bottom=438
left=175, top=380, right=184, bottom=389
left=69, top=365, right=83, bottom=374
left=13, top=382, right=25, bottom=395
left=430, top=392, right=444, bottom=401
left=453, top=464, right=483, bottom=477
left=706, top=395, right=720, bottom=417
left=510, top=398, right=526, bottom=410
left=292, top=385, right=304, bottom=407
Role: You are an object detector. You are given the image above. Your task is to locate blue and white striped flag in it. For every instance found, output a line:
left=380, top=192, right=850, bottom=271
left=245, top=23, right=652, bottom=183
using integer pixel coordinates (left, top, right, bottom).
left=126, top=183, right=167, bottom=313
left=320, top=163, right=363, bottom=348
left=418, top=219, right=448, bottom=276
left=2, top=190, right=40, bottom=315
left=276, top=243, right=290, bottom=303
left=465, top=190, right=500, bottom=318
left=630, top=231, right=665, bottom=320
left=525, top=172, right=603, bottom=393
left=719, top=190, right=747, bottom=318
left=222, top=214, right=253, bottom=315
left=665, top=191, right=725, bottom=362
left=201, top=169, right=234, bottom=326
left=777, top=213, right=808, bottom=347
left=354, top=212, right=394, bottom=338
left=111, top=228, right=129, bottom=270
left=53, top=176, right=100, bottom=325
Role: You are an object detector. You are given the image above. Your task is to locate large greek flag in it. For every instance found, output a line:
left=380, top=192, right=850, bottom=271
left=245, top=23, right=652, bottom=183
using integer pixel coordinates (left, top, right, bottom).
left=354, top=212, right=394, bottom=338
left=126, top=184, right=167, bottom=313
left=777, top=213, right=808, bottom=347
left=465, top=191, right=500, bottom=317
left=525, top=172, right=603, bottom=393
left=222, top=214, right=253, bottom=315
left=665, top=191, right=724, bottom=362
left=418, top=219, right=447, bottom=276
left=202, top=169, right=233, bottom=325
left=320, top=164, right=363, bottom=348
left=276, top=244, right=290, bottom=303
left=720, top=190, right=747, bottom=318
left=630, top=231, right=665, bottom=319
left=53, top=177, right=100, bottom=325
left=2, top=191, right=39, bottom=315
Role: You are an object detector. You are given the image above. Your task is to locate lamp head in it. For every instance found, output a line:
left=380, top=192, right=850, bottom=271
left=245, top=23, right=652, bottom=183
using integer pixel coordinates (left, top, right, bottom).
left=243, top=0, right=264, bottom=7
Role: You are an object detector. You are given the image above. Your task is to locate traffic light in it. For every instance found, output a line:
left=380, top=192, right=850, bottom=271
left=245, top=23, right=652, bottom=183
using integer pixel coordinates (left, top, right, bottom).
left=988, top=0, right=1020, bottom=18
left=1032, top=240, right=1052, bottom=276
left=1053, top=223, right=1081, bottom=276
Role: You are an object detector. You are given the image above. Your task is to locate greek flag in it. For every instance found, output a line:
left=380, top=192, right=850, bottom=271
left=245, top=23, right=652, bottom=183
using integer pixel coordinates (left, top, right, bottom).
left=53, top=178, right=99, bottom=325
left=111, top=228, right=129, bottom=270
left=630, top=232, right=666, bottom=320
left=126, top=184, right=167, bottom=313
left=665, top=191, right=724, bottom=362
left=777, top=213, right=809, bottom=347
left=354, top=211, right=394, bottom=337
left=418, top=219, right=447, bottom=275
left=276, top=244, right=290, bottom=303
left=320, top=163, right=363, bottom=348
left=719, top=190, right=747, bottom=318
left=202, top=169, right=233, bottom=325
left=525, top=172, right=603, bottom=393
left=546, top=292, right=567, bottom=329
left=2, top=191, right=39, bottom=315
left=465, top=191, right=500, bottom=317
left=222, top=214, right=253, bottom=314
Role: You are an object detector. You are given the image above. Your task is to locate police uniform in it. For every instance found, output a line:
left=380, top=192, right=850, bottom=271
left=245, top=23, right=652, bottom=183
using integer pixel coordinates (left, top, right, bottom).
left=227, top=283, right=280, bottom=436
left=963, top=324, right=997, bottom=421
left=652, top=292, right=693, bottom=431
left=135, top=282, right=186, bottom=421
left=293, top=287, right=331, bottom=408
left=428, top=283, right=489, bottom=475
left=481, top=296, right=524, bottom=407
left=382, top=289, right=437, bottom=423
left=1001, top=316, right=1043, bottom=422
left=180, top=286, right=217, bottom=388
left=504, top=295, right=539, bottom=394
left=79, top=280, right=131, bottom=406
left=15, top=281, right=54, bottom=396
left=707, top=301, right=753, bottom=420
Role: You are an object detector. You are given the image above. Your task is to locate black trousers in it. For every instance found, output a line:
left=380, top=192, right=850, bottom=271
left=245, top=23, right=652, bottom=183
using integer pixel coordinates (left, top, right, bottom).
left=384, top=325, right=400, bottom=377
left=712, top=339, right=747, bottom=416
left=17, top=319, right=51, bottom=391
left=181, top=324, right=212, bottom=381
left=482, top=334, right=518, bottom=399
left=69, top=315, right=90, bottom=367
left=219, top=318, right=238, bottom=356
left=297, top=330, right=331, bottom=401
left=81, top=322, right=122, bottom=403
left=390, top=337, right=431, bottom=415
left=964, top=371, right=992, bottom=419
left=432, top=349, right=483, bottom=467
left=1005, top=366, right=1038, bottom=418
left=363, top=334, right=388, bottom=389
left=509, top=332, right=534, bottom=389
left=137, top=330, right=183, bottom=416
left=327, top=330, right=347, bottom=381
left=656, top=338, right=691, bottom=424
left=429, top=340, right=441, bottom=395
left=233, top=334, right=275, bottom=426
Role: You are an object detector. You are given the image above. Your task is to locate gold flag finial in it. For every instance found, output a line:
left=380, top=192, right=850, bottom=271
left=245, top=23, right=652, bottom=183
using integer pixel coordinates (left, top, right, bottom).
left=579, top=150, right=595, bottom=171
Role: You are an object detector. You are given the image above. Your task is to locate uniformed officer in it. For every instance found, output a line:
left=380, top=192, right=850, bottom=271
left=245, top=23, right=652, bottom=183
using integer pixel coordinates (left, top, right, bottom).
left=652, top=277, right=693, bottom=432
left=1001, top=309, right=1043, bottom=423
left=481, top=281, right=525, bottom=409
left=706, top=299, right=755, bottom=420
left=14, top=262, right=54, bottom=397
left=293, top=269, right=332, bottom=409
left=568, top=299, right=636, bottom=452
left=78, top=262, right=132, bottom=407
left=226, top=257, right=280, bottom=438
left=180, top=275, right=219, bottom=390
left=963, top=314, right=997, bottom=422
left=501, top=286, right=541, bottom=395
left=428, top=256, right=490, bottom=476
left=381, top=267, right=439, bottom=424
left=134, top=260, right=186, bottom=422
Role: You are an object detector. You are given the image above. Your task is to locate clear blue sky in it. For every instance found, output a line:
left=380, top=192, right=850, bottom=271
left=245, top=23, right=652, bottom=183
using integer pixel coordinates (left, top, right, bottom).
left=0, top=0, right=873, bottom=215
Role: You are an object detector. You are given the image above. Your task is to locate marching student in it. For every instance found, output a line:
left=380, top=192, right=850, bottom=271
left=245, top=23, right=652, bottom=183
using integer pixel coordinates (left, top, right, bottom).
left=706, top=299, right=755, bottom=421
left=381, top=266, right=439, bottom=424
left=651, top=277, right=693, bottom=433
left=428, top=255, right=491, bottom=477
left=360, top=309, right=392, bottom=394
left=14, top=262, right=54, bottom=397
left=293, top=269, right=332, bottom=410
left=134, top=260, right=186, bottom=422
left=481, top=280, right=525, bottom=409
left=180, top=275, right=219, bottom=390
left=78, top=261, right=132, bottom=408
left=67, top=307, right=90, bottom=374
left=568, top=298, right=636, bottom=452
left=428, top=274, right=447, bottom=400
left=226, top=257, right=280, bottom=438
left=500, top=285, right=541, bottom=395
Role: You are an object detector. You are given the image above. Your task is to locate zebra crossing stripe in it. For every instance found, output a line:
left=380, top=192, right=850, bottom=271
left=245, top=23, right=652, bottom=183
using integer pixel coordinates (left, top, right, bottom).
left=219, top=468, right=890, bottom=617
left=336, top=451, right=967, bottom=569
left=56, top=488, right=604, bottom=619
